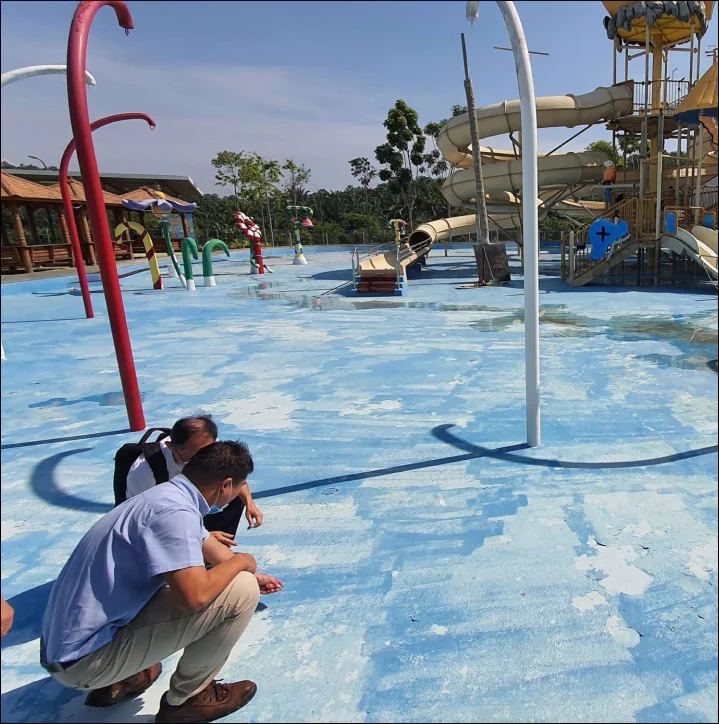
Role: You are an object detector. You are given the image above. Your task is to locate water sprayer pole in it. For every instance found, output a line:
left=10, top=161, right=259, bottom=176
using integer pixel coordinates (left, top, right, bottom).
left=495, top=0, right=541, bottom=447
left=67, top=0, right=145, bottom=432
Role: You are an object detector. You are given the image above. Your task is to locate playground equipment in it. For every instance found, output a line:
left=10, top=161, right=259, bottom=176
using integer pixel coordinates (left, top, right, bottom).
left=201, top=239, right=231, bottom=286
left=568, top=2, right=718, bottom=288
left=2, top=63, right=99, bottom=319
left=1, top=65, right=95, bottom=88
left=358, top=2, right=718, bottom=295
left=387, top=219, right=407, bottom=242
left=122, top=193, right=197, bottom=286
left=59, top=112, right=156, bottom=317
left=287, top=206, right=313, bottom=264
left=114, top=220, right=162, bottom=289
left=66, top=0, right=145, bottom=431
left=181, top=237, right=199, bottom=291
left=235, top=211, right=266, bottom=274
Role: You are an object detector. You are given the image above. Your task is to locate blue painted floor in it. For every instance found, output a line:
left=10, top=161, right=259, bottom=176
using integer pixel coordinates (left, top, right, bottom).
left=1, top=246, right=717, bottom=723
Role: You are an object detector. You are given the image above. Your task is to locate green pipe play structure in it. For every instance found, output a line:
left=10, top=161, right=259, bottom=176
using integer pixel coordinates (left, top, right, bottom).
left=181, top=237, right=199, bottom=291
left=161, top=219, right=186, bottom=286
left=202, top=239, right=231, bottom=286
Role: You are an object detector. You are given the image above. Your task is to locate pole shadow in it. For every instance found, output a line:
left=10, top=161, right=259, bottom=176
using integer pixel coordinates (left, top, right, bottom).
left=432, top=424, right=719, bottom=469
left=29, top=448, right=113, bottom=514
left=2, top=428, right=130, bottom=450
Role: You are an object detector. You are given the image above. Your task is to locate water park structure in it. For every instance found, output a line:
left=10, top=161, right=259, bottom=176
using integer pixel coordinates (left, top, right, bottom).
left=354, top=1, right=718, bottom=296
left=1, top=3, right=718, bottom=722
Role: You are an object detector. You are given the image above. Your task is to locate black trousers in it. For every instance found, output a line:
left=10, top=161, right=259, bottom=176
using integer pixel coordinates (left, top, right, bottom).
left=203, top=496, right=245, bottom=537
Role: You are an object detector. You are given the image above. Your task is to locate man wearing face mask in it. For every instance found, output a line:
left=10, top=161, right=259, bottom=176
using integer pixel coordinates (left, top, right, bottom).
left=41, top=441, right=282, bottom=723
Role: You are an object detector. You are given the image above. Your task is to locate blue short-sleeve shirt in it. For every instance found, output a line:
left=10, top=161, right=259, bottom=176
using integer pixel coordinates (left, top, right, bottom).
left=42, top=474, right=210, bottom=664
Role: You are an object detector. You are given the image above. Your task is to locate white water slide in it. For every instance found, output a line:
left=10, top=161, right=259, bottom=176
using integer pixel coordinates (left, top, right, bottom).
left=661, top=226, right=718, bottom=283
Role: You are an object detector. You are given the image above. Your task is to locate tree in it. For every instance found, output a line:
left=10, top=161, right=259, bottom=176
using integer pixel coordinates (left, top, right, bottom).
left=282, top=159, right=311, bottom=206
left=258, top=158, right=281, bottom=244
left=375, top=99, right=427, bottom=228
left=211, top=151, right=263, bottom=208
left=349, top=157, right=377, bottom=211
left=585, top=134, right=641, bottom=170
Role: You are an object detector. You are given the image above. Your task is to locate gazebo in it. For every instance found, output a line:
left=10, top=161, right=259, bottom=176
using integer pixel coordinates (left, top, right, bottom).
left=2, top=171, right=75, bottom=273
left=1, top=170, right=130, bottom=273
left=46, top=178, right=128, bottom=266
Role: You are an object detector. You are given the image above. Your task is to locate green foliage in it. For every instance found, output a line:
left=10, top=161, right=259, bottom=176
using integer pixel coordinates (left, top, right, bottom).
left=349, top=158, right=377, bottom=189
left=196, top=100, right=495, bottom=248
left=585, top=134, right=641, bottom=170
left=210, top=150, right=264, bottom=207
left=282, top=159, right=311, bottom=206
left=374, top=99, right=427, bottom=227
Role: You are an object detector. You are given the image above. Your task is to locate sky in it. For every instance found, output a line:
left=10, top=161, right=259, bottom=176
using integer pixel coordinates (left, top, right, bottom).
left=0, top=1, right=711, bottom=195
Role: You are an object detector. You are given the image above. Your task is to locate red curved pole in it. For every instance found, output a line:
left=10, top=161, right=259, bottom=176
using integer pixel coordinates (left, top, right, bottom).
left=60, top=113, right=156, bottom=320
left=67, top=1, right=145, bottom=431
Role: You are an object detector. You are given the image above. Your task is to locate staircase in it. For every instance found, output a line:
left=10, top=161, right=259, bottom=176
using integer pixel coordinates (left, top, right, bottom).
left=569, top=196, right=657, bottom=287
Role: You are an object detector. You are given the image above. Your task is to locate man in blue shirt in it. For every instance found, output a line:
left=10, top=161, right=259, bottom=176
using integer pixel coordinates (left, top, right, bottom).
left=41, top=441, right=283, bottom=723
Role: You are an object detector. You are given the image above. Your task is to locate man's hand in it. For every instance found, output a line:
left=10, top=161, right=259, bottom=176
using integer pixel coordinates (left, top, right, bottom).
left=210, top=530, right=237, bottom=548
left=255, top=572, right=283, bottom=595
left=1, top=596, right=15, bottom=638
left=245, top=502, right=264, bottom=529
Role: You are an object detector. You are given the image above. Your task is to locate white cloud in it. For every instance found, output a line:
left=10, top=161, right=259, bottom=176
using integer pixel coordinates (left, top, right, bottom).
left=1, top=32, right=389, bottom=191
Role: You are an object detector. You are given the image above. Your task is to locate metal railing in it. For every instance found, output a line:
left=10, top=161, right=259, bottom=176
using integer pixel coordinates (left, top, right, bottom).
left=632, top=79, right=690, bottom=115
left=351, top=240, right=401, bottom=289
left=572, top=196, right=656, bottom=279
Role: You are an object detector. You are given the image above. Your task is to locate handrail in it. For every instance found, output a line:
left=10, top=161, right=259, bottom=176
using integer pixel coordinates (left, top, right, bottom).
left=572, top=196, right=656, bottom=279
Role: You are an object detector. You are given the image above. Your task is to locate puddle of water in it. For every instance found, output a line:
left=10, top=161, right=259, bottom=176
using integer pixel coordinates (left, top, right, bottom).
left=229, top=291, right=719, bottom=372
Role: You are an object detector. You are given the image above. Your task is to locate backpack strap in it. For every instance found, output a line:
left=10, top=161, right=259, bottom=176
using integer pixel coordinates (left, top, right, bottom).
left=141, top=442, right=170, bottom=485
left=139, top=427, right=171, bottom=444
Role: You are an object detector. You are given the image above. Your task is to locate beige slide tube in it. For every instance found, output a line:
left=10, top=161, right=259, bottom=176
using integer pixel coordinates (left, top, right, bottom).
left=438, top=83, right=634, bottom=167
left=443, top=151, right=609, bottom=206
left=359, top=215, right=483, bottom=278
left=661, top=226, right=718, bottom=280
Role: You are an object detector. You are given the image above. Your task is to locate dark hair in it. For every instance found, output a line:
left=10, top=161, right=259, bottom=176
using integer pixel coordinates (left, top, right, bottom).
left=171, top=415, right=218, bottom=446
left=183, top=441, right=254, bottom=487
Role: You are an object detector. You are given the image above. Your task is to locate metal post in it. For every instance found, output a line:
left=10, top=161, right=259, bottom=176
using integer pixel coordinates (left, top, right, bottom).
left=640, top=20, right=650, bottom=197
left=461, top=32, right=490, bottom=246
left=66, top=0, right=145, bottom=431
left=560, top=231, right=566, bottom=281
left=654, top=110, right=665, bottom=287
left=495, top=1, right=540, bottom=447
left=568, top=230, right=575, bottom=284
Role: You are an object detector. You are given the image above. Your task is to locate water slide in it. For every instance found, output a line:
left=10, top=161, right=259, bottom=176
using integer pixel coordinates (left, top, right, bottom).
left=357, top=84, right=634, bottom=283
left=358, top=215, right=479, bottom=279
left=661, top=226, right=718, bottom=282
left=438, top=83, right=633, bottom=206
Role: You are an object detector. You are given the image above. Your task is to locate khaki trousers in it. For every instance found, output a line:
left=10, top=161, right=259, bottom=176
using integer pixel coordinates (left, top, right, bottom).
left=49, top=571, right=260, bottom=706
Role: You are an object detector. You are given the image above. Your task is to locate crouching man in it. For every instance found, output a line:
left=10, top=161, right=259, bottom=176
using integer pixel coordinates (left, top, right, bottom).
left=41, top=441, right=282, bottom=723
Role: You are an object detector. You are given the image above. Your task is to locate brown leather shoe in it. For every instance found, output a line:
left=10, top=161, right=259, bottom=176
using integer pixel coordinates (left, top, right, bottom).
left=155, top=679, right=257, bottom=723
left=85, top=663, right=162, bottom=707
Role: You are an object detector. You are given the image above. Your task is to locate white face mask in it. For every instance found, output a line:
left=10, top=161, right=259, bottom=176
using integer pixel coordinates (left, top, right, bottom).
left=208, top=481, right=232, bottom=515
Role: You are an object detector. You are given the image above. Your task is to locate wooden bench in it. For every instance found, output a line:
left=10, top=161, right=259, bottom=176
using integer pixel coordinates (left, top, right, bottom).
left=29, top=244, right=75, bottom=268
left=1, top=244, right=75, bottom=272
left=1, top=246, right=22, bottom=273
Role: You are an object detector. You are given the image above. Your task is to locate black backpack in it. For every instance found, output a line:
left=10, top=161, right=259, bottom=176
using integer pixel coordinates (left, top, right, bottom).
left=113, top=428, right=172, bottom=506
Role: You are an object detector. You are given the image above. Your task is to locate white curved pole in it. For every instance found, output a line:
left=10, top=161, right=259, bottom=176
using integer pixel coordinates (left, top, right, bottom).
left=467, top=1, right=540, bottom=446
left=1, top=65, right=96, bottom=88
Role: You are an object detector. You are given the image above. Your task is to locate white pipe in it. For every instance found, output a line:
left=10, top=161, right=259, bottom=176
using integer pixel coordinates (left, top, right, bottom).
left=204, top=276, right=216, bottom=287
left=495, top=1, right=541, bottom=447
left=1, top=340, right=5, bottom=361
left=1, top=65, right=96, bottom=88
